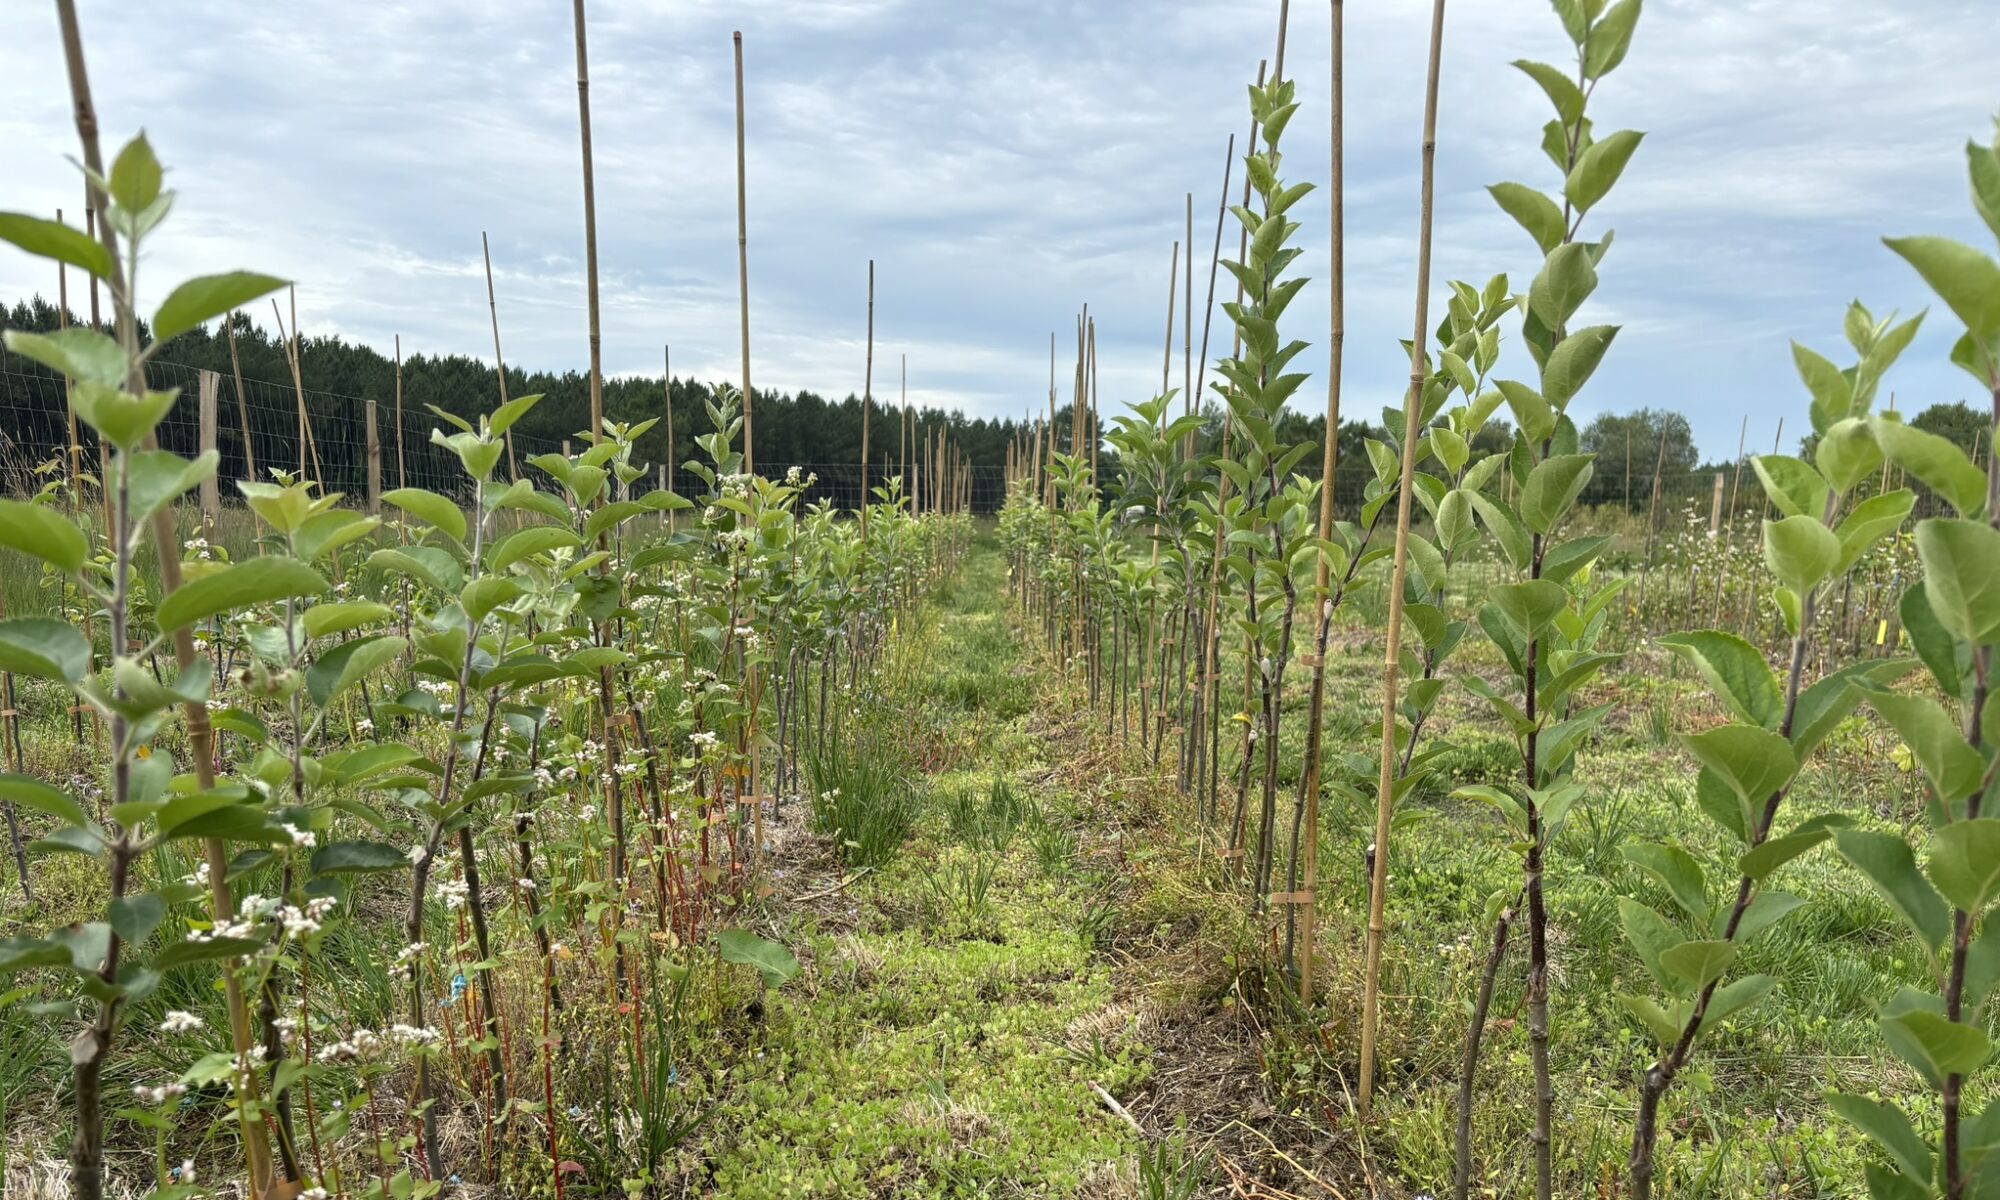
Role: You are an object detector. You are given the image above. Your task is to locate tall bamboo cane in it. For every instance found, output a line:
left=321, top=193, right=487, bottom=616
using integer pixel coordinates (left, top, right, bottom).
left=1359, top=0, right=1448, bottom=1119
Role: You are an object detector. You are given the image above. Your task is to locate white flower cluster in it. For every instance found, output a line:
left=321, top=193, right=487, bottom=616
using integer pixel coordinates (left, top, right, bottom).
left=159, top=1010, right=205, bottom=1034
left=438, top=877, right=471, bottom=912
left=393, top=942, right=427, bottom=978
left=319, top=1023, right=440, bottom=1064
left=183, top=536, right=213, bottom=562
left=282, top=822, right=316, bottom=849
left=133, top=1081, right=189, bottom=1106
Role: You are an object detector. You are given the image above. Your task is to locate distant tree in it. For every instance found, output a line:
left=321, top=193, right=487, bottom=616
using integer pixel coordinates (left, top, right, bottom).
left=1578, top=407, right=1698, bottom=505
left=1470, top=417, right=1514, bottom=459
left=1910, top=399, right=1990, bottom=457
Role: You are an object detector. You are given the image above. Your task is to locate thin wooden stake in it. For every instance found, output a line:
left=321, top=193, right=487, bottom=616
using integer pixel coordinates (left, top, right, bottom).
left=225, top=312, right=255, bottom=484
left=1360, top=0, right=1447, bottom=1120
left=1296, top=0, right=1344, bottom=1008
left=733, top=30, right=755, bottom=471
left=197, top=370, right=220, bottom=531
left=862, top=259, right=875, bottom=532
left=393, top=334, right=406, bottom=489
left=573, top=0, right=606, bottom=443
left=365, top=398, right=382, bottom=515
left=1161, top=240, right=1180, bottom=396
left=482, top=230, right=521, bottom=481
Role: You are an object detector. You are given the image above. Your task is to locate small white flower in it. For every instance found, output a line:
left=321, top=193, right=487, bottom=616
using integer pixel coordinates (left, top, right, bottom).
left=160, top=1010, right=204, bottom=1034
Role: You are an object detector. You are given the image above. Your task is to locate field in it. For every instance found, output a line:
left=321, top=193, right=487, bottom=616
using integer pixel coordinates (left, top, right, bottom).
left=5, top=1, right=2000, bottom=1199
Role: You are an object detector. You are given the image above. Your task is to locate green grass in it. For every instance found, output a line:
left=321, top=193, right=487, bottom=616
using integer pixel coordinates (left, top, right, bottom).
left=700, top=540, right=1154, bottom=1197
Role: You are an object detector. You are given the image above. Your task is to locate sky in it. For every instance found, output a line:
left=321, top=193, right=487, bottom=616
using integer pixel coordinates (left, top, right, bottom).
left=1, top=0, right=1996, bottom=462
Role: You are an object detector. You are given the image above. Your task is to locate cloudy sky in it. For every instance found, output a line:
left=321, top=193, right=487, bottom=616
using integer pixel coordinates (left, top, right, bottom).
left=1, top=0, right=1995, bottom=460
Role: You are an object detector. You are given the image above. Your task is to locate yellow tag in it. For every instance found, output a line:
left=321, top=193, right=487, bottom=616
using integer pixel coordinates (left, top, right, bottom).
left=1877, top=618, right=1889, bottom=646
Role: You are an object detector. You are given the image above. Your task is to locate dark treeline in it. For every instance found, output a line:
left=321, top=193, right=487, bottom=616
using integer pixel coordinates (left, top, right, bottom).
left=0, top=297, right=1035, bottom=504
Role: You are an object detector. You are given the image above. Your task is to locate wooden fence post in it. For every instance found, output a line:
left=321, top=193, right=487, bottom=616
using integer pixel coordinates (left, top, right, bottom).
left=366, top=398, right=382, bottom=516
left=1708, top=471, right=1724, bottom=537
left=197, top=369, right=220, bottom=533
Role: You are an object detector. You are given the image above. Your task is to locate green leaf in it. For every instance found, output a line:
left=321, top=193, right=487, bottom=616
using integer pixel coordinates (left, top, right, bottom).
left=2, top=326, right=126, bottom=387
left=0, top=617, right=91, bottom=683
left=108, top=893, right=165, bottom=945
left=0, top=772, right=90, bottom=827
left=716, top=928, right=800, bottom=989
left=0, top=211, right=114, bottom=278
left=487, top=392, right=542, bottom=436
left=156, top=557, right=328, bottom=634
left=1903, top=581, right=1965, bottom=702
left=1541, top=325, right=1618, bottom=409
left=1466, top=492, right=1531, bottom=571
left=460, top=577, right=523, bottom=625
left=1623, top=843, right=1708, bottom=923
left=1492, top=579, right=1568, bottom=643
left=365, top=546, right=463, bottom=595
left=1520, top=453, right=1594, bottom=534
left=487, top=526, right=582, bottom=574
left=1656, top=631, right=1781, bottom=729
left=1698, top=973, right=1776, bottom=1035
left=1916, top=518, right=2000, bottom=645
left=381, top=488, right=468, bottom=543
left=306, top=635, right=407, bottom=708
left=1884, top=1006, right=1990, bottom=1079
left=1873, top=418, right=1988, bottom=517
left=1863, top=687, right=1984, bottom=803
left=1793, top=343, right=1855, bottom=432
left=151, top=272, right=287, bottom=343
left=1619, top=993, right=1683, bottom=1046
left=1528, top=243, right=1598, bottom=331
left=1837, top=829, right=1951, bottom=952
left=1620, top=898, right=1686, bottom=993
left=302, top=601, right=394, bottom=640
left=1512, top=60, right=1584, bottom=125
left=1583, top=0, right=1642, bottom=78
left=1739, top=833, right=1830, bottom=882
left=1497, top=380, right=1556, bottom=444
left=1681, top=725, right=1795, bottom=809
left=1565, top=129, right=1645, bottom=213
left=0, top=499, right=88, bottom=574
left=1751, top=456, right=1830, bottom=520
left=1735, top=891, right=1806, bottom=942
left=1833, top=489, right=1914, bottom=576
left=310, top=840, right=410, bottom=875
left=1659, top=939, right=1736, bottom=990
left=1885, top=235, right=2000, bottom=341
left=1488, top=183, right=1564, bottom=254
left=1928, top=818, right=2000, bottom=914
left=109, top=133, right=164, bottom=212
left=1762, top=515, right=1841, bottom=595
left=155, top=936, right=265, bottom=969
left=1827, top=1093, right=1934, bottom=1184
left=1816, top=418, right=1885, bottom=496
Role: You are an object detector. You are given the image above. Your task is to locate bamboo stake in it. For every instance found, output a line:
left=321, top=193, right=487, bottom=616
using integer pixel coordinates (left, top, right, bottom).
left=393, top=335, right=406, bottom=489
left=225, top=313, right=255, bottom=484
left=56, top=209, right=80, bottom=498
left=273, top=290, right=323, bottom=486
left=482, top=230, right=521, bottom=481
left=1294, top=0, right=1344, bottom=1008
left=733, top=30, right=755, bottom=471
left=900, top=354, right=909, bottom=498
left=862, top=259, right=874, bottom=532
left=574, top=0, right=606, bottom=442
left=1161, top=240, right=1180, bottom=396
left=1360, top=0, right=1448, bottom=1120
left=1088, top=318, right=1100, bottom=487
left=672, top=344, right=680, bottom=500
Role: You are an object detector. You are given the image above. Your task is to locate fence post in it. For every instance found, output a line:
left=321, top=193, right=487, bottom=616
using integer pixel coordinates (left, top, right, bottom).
left=1708, top=471, right=1724, bottom=537
left=366, top=398, right=382, bottom=516
left=197, top=369, right=220, bottom=533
